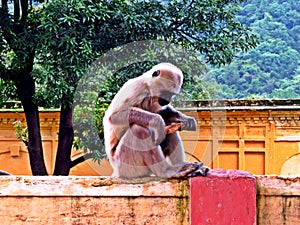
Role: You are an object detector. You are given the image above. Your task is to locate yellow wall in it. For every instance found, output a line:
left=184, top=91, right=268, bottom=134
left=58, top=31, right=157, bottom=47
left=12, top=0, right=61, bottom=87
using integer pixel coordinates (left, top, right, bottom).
left=0, top=111, right=112, bottom=176
left=1, top=107, right=300, bottom=175
left=181, top=109, right=300, bottom=175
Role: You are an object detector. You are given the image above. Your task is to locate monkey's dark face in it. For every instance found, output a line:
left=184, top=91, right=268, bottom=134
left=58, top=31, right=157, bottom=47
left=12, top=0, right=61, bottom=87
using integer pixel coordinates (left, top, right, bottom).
left=158, top=90, right=176, bottom=106
left=158, top=98, right=169, bottom=106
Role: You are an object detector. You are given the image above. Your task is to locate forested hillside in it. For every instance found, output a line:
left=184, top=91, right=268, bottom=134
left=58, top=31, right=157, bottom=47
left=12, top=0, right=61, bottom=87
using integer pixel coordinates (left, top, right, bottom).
left=209, top=0, right=300, bottom=99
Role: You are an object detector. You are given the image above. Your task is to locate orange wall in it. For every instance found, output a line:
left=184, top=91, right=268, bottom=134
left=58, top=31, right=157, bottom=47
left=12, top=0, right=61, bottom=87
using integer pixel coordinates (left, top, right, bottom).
left=181, top=109, right=300, bottom=175
left=0, top=111, right=58, bottom=175
left=0, top=111, right=112, bottom=176
left=1, top=107, right=300, bottom=175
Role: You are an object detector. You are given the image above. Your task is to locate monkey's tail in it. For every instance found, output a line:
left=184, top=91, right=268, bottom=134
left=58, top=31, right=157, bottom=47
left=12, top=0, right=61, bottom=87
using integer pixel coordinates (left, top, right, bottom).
left=184, top=151, right=202, bottom=162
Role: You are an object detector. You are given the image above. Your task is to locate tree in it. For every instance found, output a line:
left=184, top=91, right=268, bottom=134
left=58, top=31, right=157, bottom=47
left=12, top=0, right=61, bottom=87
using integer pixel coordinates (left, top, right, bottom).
left=0, top=0, right=48, bottom=175
left=0, top=0, right=258, bottom=175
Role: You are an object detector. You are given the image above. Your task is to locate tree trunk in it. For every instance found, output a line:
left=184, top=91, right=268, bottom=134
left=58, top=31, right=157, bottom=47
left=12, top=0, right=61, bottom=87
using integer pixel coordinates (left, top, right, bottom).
left=22, top=100, right=48, bottom=175
left=53, top=104, right=74, bottom=175
left=15, top=72, right=48, bottom=175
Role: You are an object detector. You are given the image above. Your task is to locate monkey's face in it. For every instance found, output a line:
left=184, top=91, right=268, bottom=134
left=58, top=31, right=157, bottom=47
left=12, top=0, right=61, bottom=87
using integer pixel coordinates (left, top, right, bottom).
left=157, top=90, right=175, bottom=106
left=148, top=63, right=183, bottom=107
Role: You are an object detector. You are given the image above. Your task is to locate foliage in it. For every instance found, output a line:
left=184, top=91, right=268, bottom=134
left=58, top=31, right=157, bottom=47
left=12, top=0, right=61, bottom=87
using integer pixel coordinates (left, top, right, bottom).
left=1, top=0, right=258, bottom=106
left=13, top=120, right=28, bottom=147
left=0, top=79, right=17, bottom=107
left=209, top=0, right=300, bottom=99
left=34, top=0, right=97, bottom=108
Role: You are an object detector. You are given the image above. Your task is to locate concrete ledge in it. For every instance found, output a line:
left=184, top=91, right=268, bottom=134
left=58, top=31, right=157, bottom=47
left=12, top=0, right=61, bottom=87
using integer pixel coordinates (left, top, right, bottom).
left=257, top=175, right=300, bottom=196
left=0, top=176, right=189, bottom=197
left=0, top=176, right=190, bottom=225
left=3, top=171, right=300, bottom=224
left=256, top=175, right=300, bottom=225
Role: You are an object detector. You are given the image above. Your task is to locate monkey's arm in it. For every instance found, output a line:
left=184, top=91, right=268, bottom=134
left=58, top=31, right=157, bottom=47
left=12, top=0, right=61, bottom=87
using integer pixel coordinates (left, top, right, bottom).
left=129, top=107, right=166, bottom=145
left=106, top=80, right=153, bottom=127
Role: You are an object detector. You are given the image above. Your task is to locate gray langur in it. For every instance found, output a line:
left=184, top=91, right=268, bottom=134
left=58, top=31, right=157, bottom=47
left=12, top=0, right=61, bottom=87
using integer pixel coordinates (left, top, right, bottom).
left=103, top=63, right=209, bottom=178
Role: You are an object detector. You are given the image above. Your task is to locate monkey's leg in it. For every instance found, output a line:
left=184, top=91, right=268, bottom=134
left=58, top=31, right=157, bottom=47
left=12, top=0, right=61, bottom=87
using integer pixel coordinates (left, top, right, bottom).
left=160, top=132, right=209, bottom=178
left=112, top=124, right=175, bottom=178
left=143, top=131, right=200, bottom=178
left=112, top=124, right=154, bottom=178
left=160, top=132, right=185, bottom=164
left=112, top=145, right=152, bottom=178
left=113, top=124, right=198, bottom=178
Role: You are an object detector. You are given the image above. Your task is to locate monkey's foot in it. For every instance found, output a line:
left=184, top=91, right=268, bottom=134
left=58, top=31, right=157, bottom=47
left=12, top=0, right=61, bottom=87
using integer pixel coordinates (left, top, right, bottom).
left=187, top=165, right=210, bottom=177
left=171, top=162, right=204, bottom=178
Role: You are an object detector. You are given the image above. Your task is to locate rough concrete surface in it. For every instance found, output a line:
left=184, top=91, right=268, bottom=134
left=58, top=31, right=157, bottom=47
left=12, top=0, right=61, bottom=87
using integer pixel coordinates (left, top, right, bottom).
left=257, top=175, right=300, bottom=225
left=0, top=176, right=189, bottom=225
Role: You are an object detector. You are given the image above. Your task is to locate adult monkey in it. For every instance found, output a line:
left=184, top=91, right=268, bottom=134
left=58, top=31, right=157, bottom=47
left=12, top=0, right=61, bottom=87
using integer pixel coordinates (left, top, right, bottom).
left=103, top=63, right=209, bottom=178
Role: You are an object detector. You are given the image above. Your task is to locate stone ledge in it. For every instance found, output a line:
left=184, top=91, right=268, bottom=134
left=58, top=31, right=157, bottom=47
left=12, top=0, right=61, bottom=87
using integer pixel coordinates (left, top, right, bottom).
left=0, top=176, right=190, bottom=225
left=5, top=171, right=300, bottom=224
left=0, top=176, right=189, bottom=197
left=256, top=175, right=300, bottom=196
left=256, top=175, right=300, bottom=225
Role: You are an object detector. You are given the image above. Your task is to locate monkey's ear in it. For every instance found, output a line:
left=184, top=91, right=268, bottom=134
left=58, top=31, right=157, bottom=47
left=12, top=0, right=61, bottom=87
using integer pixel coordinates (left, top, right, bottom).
left=152, top=70, right=160, bottom=77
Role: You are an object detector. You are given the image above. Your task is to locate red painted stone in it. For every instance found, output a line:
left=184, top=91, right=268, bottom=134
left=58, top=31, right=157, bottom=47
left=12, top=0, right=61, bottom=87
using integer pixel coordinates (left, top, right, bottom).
left=190, top=169, right=256, bottom=225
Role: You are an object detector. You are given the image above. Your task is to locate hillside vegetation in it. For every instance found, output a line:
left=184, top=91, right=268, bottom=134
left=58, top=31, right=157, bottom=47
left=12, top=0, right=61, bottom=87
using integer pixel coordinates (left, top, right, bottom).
left=209, top=0, right=300, bottom=99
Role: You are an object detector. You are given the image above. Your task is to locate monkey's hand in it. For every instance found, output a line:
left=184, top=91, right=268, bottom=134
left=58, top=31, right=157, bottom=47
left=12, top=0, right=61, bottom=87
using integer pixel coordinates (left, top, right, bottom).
left=157, top=106, right=196, bottom=131
left=181, top=116, right=197, bottom=131
left=165, top=123, right=182, bottom=134
left=129, top=107, right=166, bottom=145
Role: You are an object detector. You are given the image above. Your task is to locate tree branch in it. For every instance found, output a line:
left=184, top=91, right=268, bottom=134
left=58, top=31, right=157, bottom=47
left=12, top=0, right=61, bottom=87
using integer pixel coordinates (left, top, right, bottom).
left=70, top=153, right=94, bottom=168
left=21, top=0, right=28, bottom=22
left=14, top=0, right=20, bottom=22
left=0, top=170, right=11, bottom=175
left=2, top=0, right=8, bottom=10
